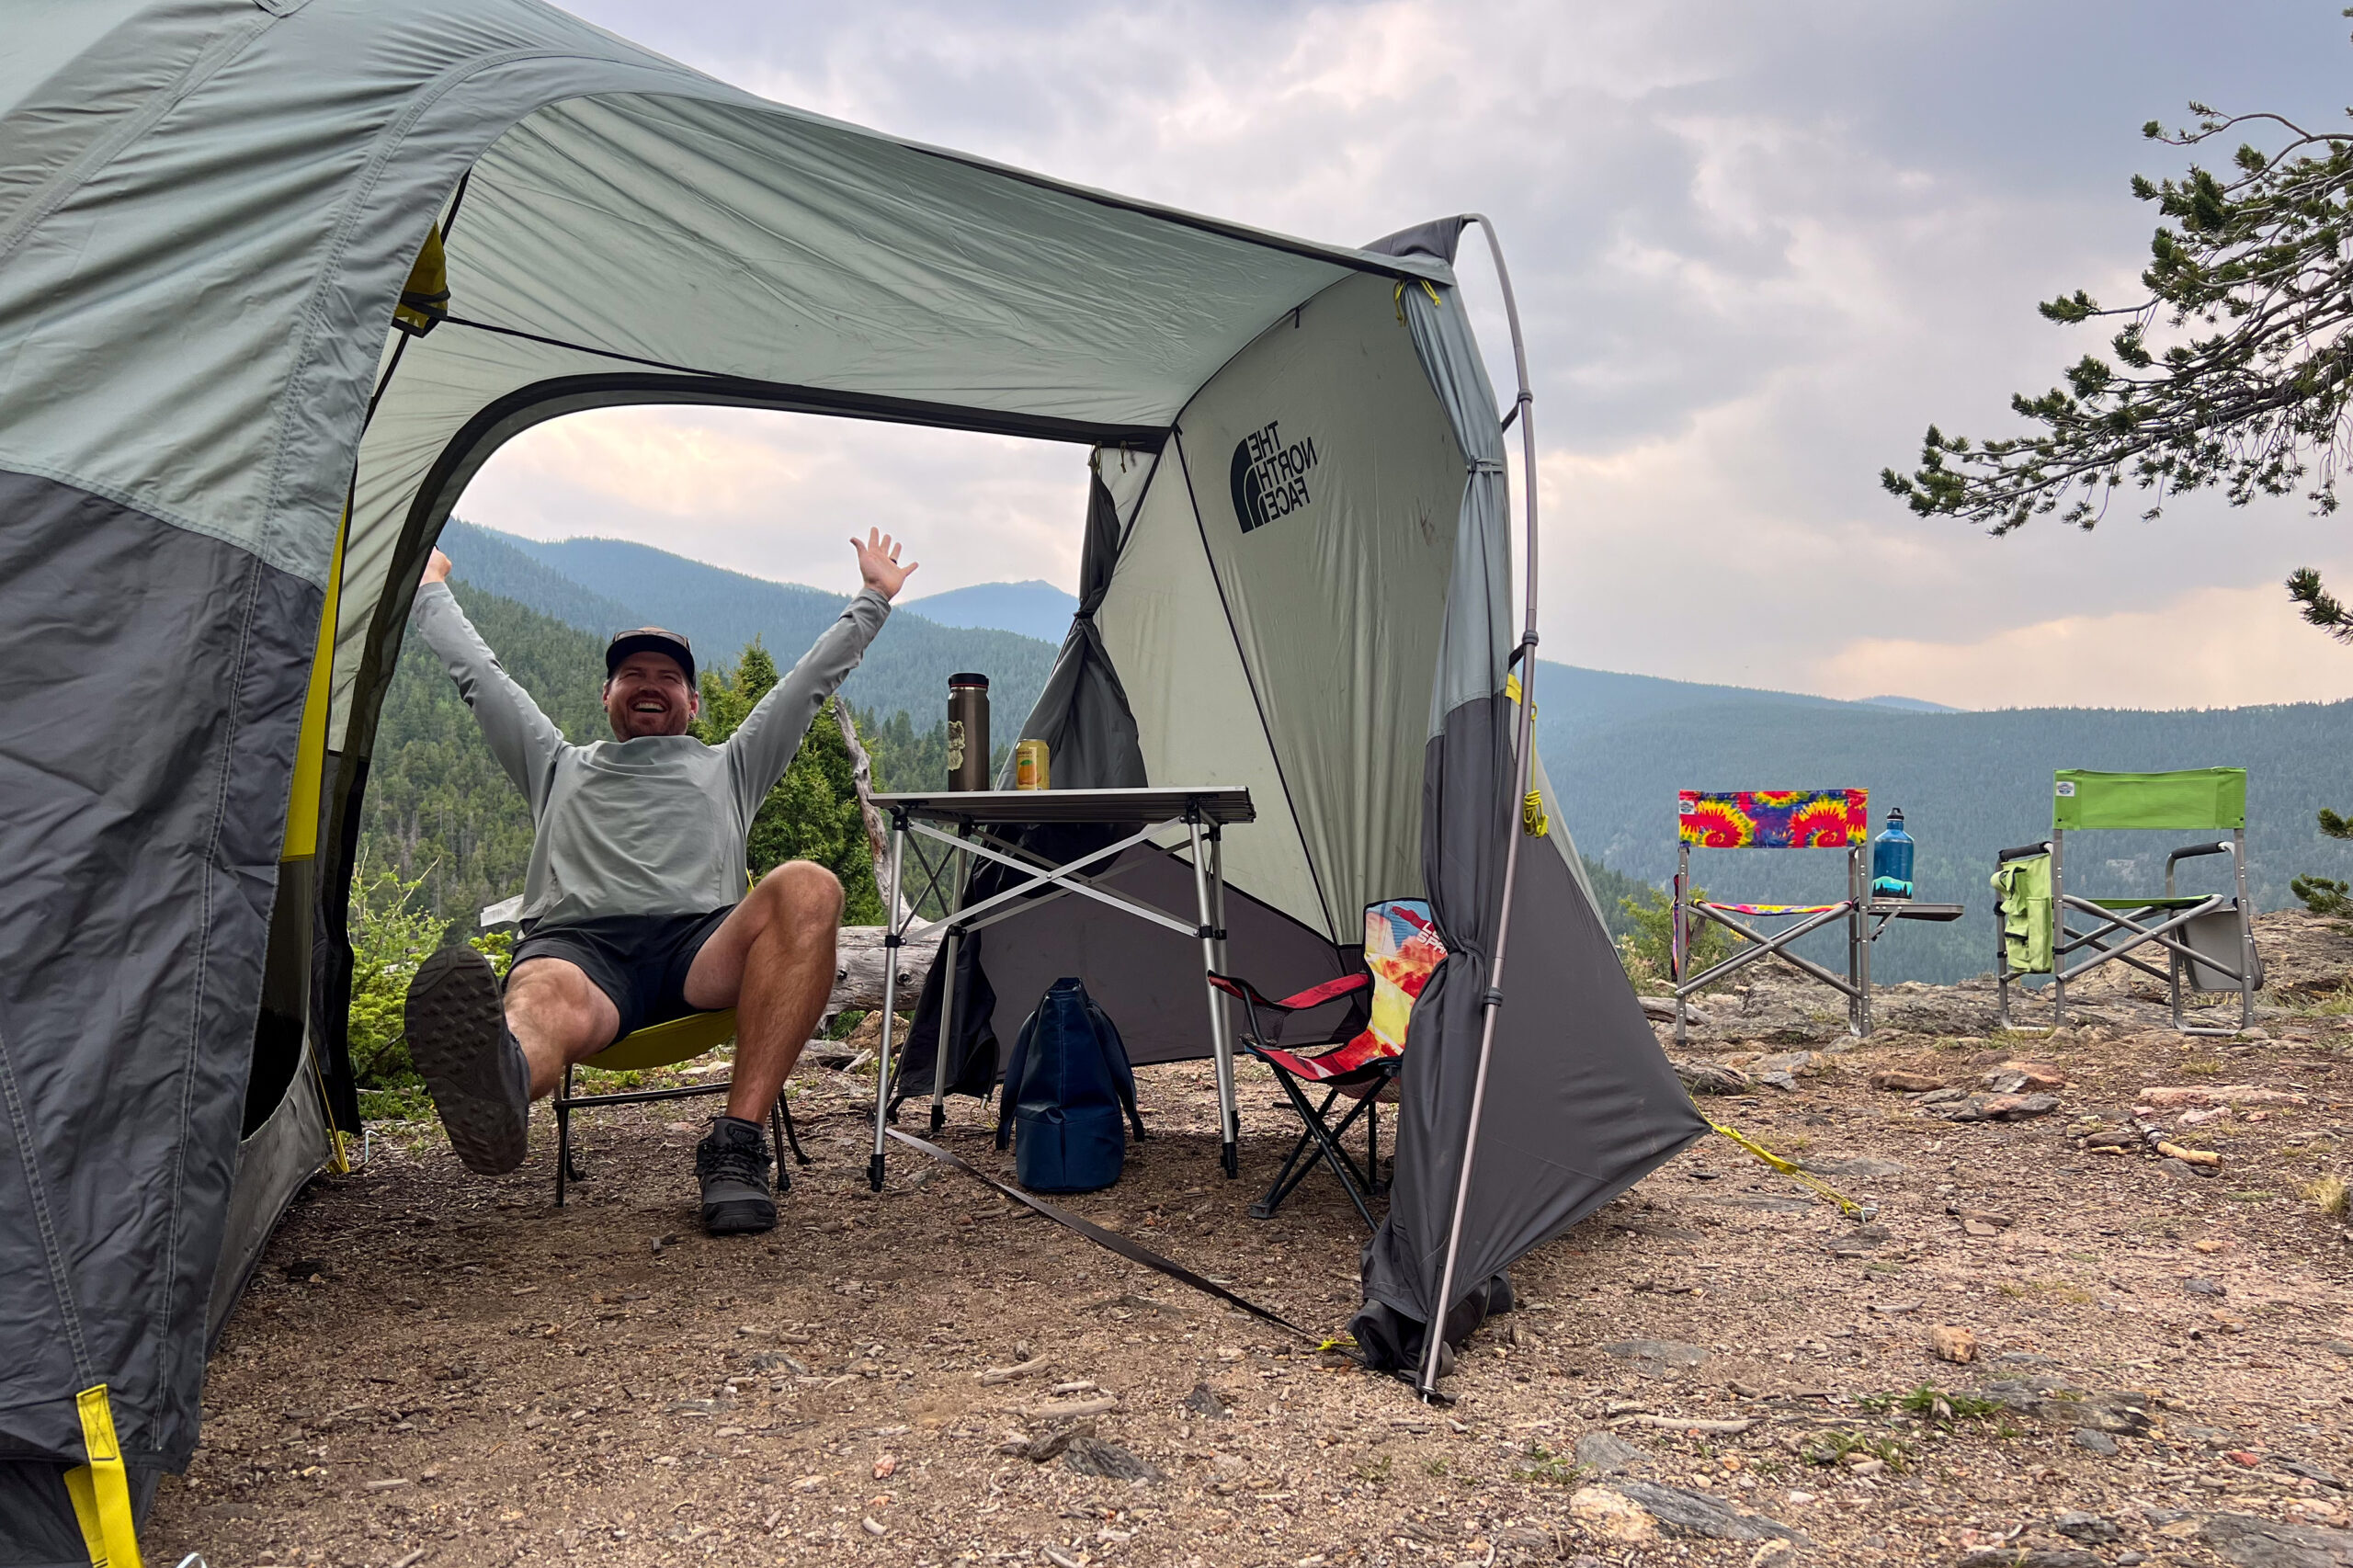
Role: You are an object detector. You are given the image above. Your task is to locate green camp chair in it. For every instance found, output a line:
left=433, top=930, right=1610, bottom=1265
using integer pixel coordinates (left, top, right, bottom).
left=1993, top=768, right=2260, bottom=1036
left=553, top=1007, right=810, bottom=1205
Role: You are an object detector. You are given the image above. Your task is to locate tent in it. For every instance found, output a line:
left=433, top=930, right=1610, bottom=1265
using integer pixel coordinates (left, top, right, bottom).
left=0, top=3, right=1705, bottom=1558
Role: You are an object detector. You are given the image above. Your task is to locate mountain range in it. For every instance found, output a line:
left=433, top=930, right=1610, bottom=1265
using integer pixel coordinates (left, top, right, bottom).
left=423, top=521, right=2353, bottom=983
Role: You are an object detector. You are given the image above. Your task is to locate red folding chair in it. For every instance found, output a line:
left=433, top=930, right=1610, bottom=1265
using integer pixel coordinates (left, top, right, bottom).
left=1210, top=900, right=1443, bottom=1230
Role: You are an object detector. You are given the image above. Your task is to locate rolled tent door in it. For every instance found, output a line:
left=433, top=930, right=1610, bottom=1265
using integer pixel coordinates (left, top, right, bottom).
left=1351, top=227, right=1708, bottom=1380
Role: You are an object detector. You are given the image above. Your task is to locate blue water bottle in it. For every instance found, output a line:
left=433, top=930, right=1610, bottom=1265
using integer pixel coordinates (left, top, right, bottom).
left=1871, top=808, right=1915, bottom=900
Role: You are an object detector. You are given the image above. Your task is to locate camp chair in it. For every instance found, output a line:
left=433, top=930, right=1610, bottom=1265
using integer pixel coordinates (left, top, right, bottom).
left=1673, top=790, right=1871, bottom=1043
left=1994, top=768, right=2259, bottom=1036
left=1209, top=899, right=1445, bottom=1231
left=553, top=1008, right=811, bottom=1206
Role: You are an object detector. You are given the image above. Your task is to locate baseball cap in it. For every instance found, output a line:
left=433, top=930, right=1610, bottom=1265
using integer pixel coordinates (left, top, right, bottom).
left=605, top=626, right=696, bottom=684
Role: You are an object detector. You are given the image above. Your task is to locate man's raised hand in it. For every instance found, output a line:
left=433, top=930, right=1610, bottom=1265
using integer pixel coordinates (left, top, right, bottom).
left=852, top=528, right=918, bottom=600
left=420, top=548, right=452, bottom=587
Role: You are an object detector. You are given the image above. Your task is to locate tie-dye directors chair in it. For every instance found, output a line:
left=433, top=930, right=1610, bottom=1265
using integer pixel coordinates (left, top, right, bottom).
left=1673, top=790, right=1873, bottom=1045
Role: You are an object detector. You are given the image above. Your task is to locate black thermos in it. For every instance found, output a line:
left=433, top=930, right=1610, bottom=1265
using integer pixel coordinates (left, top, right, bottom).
left=947, top=674, right=990, bottom=790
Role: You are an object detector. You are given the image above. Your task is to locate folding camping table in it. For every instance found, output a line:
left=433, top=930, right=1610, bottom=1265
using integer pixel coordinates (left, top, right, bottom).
left=861, top=786, right=1256, bottom=1191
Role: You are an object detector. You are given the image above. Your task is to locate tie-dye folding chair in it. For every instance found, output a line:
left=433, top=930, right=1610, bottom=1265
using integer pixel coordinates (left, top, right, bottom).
left=1209, top=899, right=1444, bottom=1231
left=1673, top=790, right=1871, bottom=1045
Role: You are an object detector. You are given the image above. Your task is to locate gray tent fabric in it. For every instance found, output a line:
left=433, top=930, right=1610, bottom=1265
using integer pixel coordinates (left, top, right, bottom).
left=0, top=471, right=315, bottom=1501
left=1008, top=466, right=1150, bottom=791
left=1351, top=278, right=1708, bottom=1369
left=0, top=6, right=1712, bottom=1552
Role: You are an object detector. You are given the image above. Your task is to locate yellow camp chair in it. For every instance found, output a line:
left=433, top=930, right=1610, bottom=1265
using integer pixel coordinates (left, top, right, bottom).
left=553, top=1007, right=810, bottom=1205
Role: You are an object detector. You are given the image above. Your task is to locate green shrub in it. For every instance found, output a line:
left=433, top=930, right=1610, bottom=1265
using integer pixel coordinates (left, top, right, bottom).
left=347, top=853, right=511, bottom=1098
left=1617, top=883, right=1739, bottom=990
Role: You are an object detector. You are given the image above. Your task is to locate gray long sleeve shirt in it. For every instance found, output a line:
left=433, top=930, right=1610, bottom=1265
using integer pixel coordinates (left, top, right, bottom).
left=410, top=579, right=891, bottom=928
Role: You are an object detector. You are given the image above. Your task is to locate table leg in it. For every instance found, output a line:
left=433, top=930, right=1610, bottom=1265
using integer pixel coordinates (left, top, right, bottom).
left=870, top=820, right=906, bottom=1192
left=1189, top=816, right=1239, bottom=1178
left=932, top=923, right=961, bottom=1135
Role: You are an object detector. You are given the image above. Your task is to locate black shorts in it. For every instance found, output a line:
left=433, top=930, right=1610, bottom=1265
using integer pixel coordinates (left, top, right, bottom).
left=511, top=908, right=734, bottom=1045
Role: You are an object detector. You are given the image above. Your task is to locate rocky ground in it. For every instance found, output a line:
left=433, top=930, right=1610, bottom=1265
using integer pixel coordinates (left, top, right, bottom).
left=150, top=911, right=2352, bottom=1568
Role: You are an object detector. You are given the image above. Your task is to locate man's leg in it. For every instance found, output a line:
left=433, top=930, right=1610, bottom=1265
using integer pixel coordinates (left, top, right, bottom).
left=504, top=957, right=623, bottom=1100
left=684, top=860, right=845, bottom=1123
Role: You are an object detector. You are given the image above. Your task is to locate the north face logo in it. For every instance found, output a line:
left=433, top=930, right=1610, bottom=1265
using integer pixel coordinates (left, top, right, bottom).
left=1229, top=420, right=1319, bottom=533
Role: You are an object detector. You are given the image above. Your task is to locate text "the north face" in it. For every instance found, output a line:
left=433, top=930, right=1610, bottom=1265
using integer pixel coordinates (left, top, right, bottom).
left=1229, top=420, right=1318, bottom=533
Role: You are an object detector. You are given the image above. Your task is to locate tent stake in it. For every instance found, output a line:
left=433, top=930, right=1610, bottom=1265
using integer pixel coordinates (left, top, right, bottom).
left=1419, top=215, right=1542, bottom=1401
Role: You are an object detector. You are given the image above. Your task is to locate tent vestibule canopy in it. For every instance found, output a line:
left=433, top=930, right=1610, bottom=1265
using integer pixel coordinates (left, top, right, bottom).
left=0, top=3, right=1702, bottom=1557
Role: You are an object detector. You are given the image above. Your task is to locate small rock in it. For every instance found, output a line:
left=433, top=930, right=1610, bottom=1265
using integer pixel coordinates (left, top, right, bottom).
left=1570, top=1486, right=1659, bottom=1544
left=2200, top=1512, right=2353, bottom=1567
left=1958, top=1552, right=2101, bottom=1568
left=1574, top=1431, right=1646, bottom=1475
left=1601, top=1339, right=1709, bottom=1371
left=1182, top=1382, right=1231, bottom=1419
left=1673, top=1058, right=1755, bottom=1095
left=1061, top=1436, right=1164, bottom=1483
left=1023, top=1421, right=1095, bottom=1463
left=1871, top=1070, right=1945, bottom=1093
left=1928, top=1325, right=1978, bottom=1364
left=1915, top=1085, right=1972, bottom=1107
left=1985, top=1092, right=2061, bottom=1119
left=860, top=1517, right=886, bottom=1537
left=282, top=1258, right=327, bottom=1283
left=872, top=1454, right=896, bottom=1479
left=2180, top=1106, right=2234, bottom=1127
left=2184, top=1277, right=2227, bottom=1297
left=2052, top=1512, right=2120, bottom=1544
left=2073, top=1428, right=2120, bottom=1456
left=2273, top=1457, right=2347, bottom=1490
left=1608, top=1480, right=1808, bottom=1545
left=1988, top=1060, right=2069, bottom=1091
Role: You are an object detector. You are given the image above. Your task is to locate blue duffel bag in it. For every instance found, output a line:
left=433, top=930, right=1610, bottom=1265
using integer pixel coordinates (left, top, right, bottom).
left=995, top=977, right=1145, bottom=1192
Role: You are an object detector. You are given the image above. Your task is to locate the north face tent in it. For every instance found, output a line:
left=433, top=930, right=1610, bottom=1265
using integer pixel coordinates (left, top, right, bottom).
left=0, top=3, right=1704, bottom=1558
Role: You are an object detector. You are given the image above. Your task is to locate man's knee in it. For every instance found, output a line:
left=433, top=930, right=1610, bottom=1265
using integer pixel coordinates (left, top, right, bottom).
left=758, top=859, right=844, bottom=924
left=506, top=959, right=606, bottom=1036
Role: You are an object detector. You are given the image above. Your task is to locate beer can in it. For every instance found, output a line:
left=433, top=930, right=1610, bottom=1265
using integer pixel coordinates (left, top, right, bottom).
left=1014, top=738, right=1051, bottom=790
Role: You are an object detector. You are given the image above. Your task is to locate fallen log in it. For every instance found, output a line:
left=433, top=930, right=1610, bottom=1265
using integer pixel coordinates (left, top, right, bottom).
left=832, top=925, right=942, bottom=1011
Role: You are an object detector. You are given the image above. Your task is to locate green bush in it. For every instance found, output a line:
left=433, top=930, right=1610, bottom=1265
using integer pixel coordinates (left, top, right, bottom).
left=347, top=853, right=511, bottom=1097
left=1616, top=883, right=1740, bottom=991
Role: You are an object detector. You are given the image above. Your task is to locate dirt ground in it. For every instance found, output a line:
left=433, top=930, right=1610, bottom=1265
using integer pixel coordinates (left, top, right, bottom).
left=150, top=912, right=2353, bottom=1568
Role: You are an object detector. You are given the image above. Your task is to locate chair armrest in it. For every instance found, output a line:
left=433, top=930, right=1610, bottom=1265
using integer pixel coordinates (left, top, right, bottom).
left=1997, top=841, right=2052, bottom=864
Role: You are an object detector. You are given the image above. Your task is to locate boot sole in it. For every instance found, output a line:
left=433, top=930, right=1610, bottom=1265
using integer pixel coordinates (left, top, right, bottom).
left=702, top=1196, right=778, bottom=1235
left=405, top=947, right=527, bottom=1176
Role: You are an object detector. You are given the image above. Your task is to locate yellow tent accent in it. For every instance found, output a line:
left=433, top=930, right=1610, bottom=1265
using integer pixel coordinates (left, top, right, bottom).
left=281, top=507, right=347, bottom=861
left=63, top=1385, right=142, bottom=1568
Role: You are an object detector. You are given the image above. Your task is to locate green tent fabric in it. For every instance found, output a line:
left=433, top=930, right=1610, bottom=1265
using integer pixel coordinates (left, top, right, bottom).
left=2052, top=768, right=2247, bottom=832
left=0, top=4, right=1708, bottom=1554
left=1992, top=853, right=2054, bottom=975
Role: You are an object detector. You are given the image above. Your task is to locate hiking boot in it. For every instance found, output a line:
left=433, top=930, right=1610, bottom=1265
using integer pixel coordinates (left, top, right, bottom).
left=695, top=1116, right=777, bottom=1235
left=404, top=944, right=529, bottom=1176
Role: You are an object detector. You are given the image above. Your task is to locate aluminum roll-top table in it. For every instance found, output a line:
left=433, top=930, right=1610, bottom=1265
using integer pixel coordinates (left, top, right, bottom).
left=863, top=786, right=1257, bottom=1191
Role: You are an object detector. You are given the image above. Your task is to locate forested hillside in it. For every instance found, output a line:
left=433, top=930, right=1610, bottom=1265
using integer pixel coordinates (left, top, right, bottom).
left=389, top=530, right=2353, bottom=982
left=441, top=520, right=1059, bottom=731
left=1546, top=682, right=2353, bottom=983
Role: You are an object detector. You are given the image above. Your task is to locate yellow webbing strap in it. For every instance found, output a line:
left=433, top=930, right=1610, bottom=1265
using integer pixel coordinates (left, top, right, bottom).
left=1392, top=277, right=1445, bottom=322
left=1707, top=1119, right=1861, bottom=1217
left=63, top=1385, right=142, bottom=1568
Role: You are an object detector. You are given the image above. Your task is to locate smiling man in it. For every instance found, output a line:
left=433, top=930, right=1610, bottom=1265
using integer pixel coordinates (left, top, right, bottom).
left=401, top=528, right=915, bottom=1234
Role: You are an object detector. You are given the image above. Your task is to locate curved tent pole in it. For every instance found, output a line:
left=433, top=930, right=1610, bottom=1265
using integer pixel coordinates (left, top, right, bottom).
left=1418, top=213, right=1541, bottom=1400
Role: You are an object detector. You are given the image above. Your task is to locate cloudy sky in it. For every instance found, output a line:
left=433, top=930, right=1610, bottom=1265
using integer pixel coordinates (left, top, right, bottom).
left=458, top=0, right=2353, bottom=710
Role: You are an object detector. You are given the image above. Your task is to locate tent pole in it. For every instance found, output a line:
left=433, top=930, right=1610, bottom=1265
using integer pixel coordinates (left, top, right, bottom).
left=870, top=816, right=908, bottom=1192
left=1418, top=214, right=1543, bottom=1401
